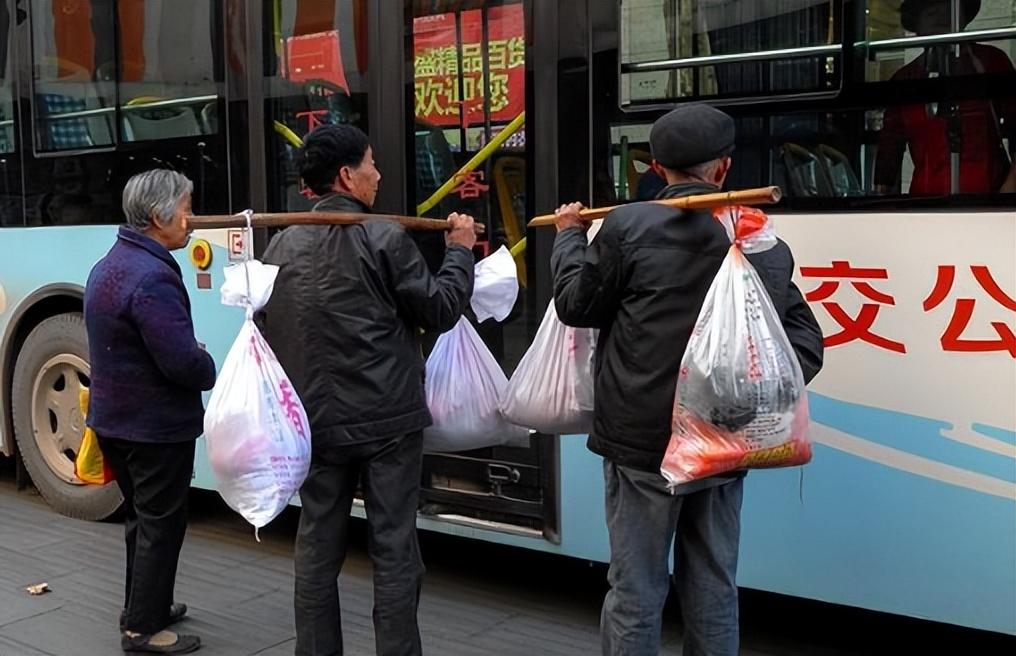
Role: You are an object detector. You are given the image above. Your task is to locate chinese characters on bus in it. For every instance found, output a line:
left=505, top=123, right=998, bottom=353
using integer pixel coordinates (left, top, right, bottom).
left=923, top=265, right=1016, bottom=357
left=801, top=261, right=907, bottom=353
left=413, top=6, right=525, bottom=127
left=801, top=261, right=1016, bottom=357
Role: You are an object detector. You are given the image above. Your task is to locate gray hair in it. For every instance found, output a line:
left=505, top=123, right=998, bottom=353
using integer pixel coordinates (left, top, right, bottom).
left=122, top=169, right=194, bottom=231
left=679, top=158, right=725, bottom=181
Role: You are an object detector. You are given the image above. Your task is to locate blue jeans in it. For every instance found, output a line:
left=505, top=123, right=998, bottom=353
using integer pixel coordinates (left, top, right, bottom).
left=600, top=461, right=744, bottom=656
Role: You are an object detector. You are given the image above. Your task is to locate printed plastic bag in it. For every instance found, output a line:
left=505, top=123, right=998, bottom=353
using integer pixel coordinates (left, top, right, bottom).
left=204, top=258, right=312, bottom=531
left=661, top=207, right=811, bottom=487
left=499, top=300, right=596, bottom=435
left=424, top=247, right=530, bottom=452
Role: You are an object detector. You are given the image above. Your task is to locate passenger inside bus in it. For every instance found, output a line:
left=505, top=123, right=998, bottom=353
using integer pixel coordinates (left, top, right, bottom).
left=874, top=0, right=1016, bottom=195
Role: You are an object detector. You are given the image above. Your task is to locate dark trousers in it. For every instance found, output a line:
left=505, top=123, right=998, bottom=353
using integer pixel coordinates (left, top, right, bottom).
left=98, top=437, right=195, bottom=636
left=600, top=461, right=744, bottom=656
left=294, top=432, right=426, bottom=656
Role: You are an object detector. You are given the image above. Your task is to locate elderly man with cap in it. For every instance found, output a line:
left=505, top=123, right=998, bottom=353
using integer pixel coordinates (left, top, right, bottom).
left=551, top=103, right=824, bottom=655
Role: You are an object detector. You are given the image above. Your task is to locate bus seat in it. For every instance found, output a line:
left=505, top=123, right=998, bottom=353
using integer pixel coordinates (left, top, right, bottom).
left=33, top=80, right=113, bottom=150
left=493, top=156, right=527, bottom=287
left=124, top=105, right=202, bottom=141
left=778, top=142, right=833, bottom=197
left=201, top=102, right=218, bottom=134
left=625, top=148, right=653, bottom=200
left=816, top=144, right=861, bottom=197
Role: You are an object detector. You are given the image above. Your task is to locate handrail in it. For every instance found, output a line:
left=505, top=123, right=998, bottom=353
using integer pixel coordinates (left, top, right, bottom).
left=622, top=44, right=841, bottom=74
left=274, top=120, right=304, bottom=148
left=416, top=111, right=526, bottom=216
left=860, top=27, right=1016, bottom=52
left=621, top=26, right=1016, bottom=75
left=38, top=94, right=218, bottom=121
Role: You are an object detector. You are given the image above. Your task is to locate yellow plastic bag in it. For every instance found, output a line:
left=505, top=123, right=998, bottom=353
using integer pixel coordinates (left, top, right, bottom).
left=74, top=389, right=114, bottom=485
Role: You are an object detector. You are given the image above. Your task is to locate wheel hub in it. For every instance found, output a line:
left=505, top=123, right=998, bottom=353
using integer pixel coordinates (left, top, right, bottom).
left=31, top=354, right=90, bottom=485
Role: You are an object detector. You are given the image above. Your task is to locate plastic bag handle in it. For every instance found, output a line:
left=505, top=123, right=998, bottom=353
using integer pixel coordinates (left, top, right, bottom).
left=241, top=209, right=254, bottom=317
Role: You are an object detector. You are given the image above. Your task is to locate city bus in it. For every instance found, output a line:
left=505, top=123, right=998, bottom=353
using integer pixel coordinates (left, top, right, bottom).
left=0, top=0, right=1012, bottom=636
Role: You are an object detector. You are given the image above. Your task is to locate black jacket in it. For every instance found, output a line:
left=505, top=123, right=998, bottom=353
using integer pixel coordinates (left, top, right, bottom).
left=552, top=182, right=824, bottom=473
left=260, top=194, right=474, bottom=446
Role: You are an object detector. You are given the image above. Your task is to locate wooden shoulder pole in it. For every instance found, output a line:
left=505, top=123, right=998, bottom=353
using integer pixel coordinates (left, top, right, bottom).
left=188, top=211, right=485, bottom=234
left=527, top=186, right=782, bottom=228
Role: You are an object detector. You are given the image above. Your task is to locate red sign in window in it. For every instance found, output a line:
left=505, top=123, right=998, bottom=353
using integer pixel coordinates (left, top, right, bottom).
left=412, top=5, right=525, bottom=127
left=285, top=30, right=350, bottom=93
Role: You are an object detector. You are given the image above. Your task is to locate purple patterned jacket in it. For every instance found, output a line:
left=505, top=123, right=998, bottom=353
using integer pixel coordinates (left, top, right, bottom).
left=84, top=227, right=216, bottom=442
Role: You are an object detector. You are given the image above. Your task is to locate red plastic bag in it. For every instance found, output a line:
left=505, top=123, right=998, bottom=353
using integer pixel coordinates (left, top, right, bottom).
left=660, top=207, right=812, bottom=488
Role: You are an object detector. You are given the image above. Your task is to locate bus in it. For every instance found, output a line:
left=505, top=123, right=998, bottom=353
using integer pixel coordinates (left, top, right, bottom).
left=0, top=0, right=1012, bottom=636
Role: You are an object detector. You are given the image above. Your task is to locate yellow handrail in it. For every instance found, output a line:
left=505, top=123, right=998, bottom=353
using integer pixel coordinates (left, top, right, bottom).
left=509, top=237, right=526, bottom=259
left=274, top=120, right=304, bottom=148
left=416, top=111, right=526, bottom=216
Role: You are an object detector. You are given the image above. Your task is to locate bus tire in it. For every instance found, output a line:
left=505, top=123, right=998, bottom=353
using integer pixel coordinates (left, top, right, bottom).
left=11, top=313, right=122, bottom=520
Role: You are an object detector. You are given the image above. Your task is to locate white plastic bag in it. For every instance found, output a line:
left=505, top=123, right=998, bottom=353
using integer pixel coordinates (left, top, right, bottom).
left=423, top=246, right=529, bottom=452
left=499, top=300, right=596, bottom=435
left=204, top=257, right=312, bottom=531
left=661, top=206, right=811, bottom=488
left=424, top=317, right=530, bottom=451
left=471, top=245, right=519, bottom=322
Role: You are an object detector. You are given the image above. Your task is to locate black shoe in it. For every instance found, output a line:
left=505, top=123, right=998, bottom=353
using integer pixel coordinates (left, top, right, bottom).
left=120, top=604, right=188, bottom=631
left=121, top=630, right=201, bottom=654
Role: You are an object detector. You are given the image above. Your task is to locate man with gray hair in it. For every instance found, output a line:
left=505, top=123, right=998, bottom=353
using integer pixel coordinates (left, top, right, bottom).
left=551, top=104, right=823, bottom=655
left=85, top=168, right=214, bottom=653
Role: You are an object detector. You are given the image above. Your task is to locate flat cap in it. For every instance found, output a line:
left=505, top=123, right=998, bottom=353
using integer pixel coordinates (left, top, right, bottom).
left=649, top=103, right=735, bottom=170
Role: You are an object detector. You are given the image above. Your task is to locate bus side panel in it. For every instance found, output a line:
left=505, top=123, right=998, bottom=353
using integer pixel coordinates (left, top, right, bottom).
left=0, top=226, right=242, bottom=471
left=735, top=211, right=1016, bottom=634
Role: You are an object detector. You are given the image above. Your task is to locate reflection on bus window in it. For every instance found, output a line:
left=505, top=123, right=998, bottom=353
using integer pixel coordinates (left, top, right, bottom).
left=263, top=0, right=370, bottom=213
left=31, top=0, right=116, bottom=150
left=118, top=0, right=221, bottom=142
left=867, top=0, right=1016, bottom=195
left=619, top=0, right=840, bottom=104
left=0, top=0, right=12, bottom=156
left=408, top=0, right=529, bottom=370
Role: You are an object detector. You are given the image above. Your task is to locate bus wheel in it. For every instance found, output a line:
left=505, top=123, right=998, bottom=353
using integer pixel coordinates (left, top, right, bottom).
left=11, top=313, right=122, bottom=520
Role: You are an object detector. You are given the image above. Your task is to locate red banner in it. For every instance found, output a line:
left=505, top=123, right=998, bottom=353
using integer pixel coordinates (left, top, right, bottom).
left=413, top=4, right=525, bottom=127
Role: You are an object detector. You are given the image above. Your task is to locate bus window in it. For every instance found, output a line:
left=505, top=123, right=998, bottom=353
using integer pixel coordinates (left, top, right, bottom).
left=619, top=0, right=842, bottom=105
left=605, top=0, right=1016, bottom=205
left=263, top=0, right=370, bottom=213
left=30, top=0, right=116, bottom=151
left=118, top=0, right=221, bottom=142
left=608, top=105, right=1013, bottom=204
left=863, top=0, right=1016, bottom=196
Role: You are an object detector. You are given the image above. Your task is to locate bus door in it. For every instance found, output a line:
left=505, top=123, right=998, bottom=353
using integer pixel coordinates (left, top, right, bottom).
left=405, top=1, right=559, bottom=540
left=258, top=0, right=556, bottom=539
left=15, top=0, right=231, bottom=228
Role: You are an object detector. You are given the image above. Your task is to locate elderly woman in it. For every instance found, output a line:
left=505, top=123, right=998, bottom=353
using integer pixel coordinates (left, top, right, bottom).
left=84, top=169, right=215, bottom=654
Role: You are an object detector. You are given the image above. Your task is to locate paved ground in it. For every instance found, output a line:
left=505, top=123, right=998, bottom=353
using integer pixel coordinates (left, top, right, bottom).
left=1, top=470, right=1013, bottom=656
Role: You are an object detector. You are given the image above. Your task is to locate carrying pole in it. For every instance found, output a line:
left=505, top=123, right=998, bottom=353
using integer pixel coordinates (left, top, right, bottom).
left=527, top=186, right=783, bottom=228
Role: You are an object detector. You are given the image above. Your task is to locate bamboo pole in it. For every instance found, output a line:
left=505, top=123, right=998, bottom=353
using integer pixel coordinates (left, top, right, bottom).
left=527, top=186, right=782, bottom=228
left=188, top=211, right=485, bottom=234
